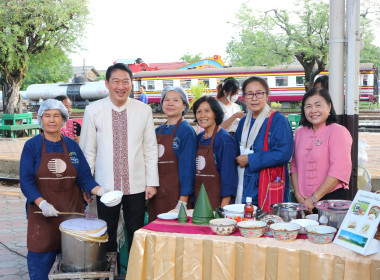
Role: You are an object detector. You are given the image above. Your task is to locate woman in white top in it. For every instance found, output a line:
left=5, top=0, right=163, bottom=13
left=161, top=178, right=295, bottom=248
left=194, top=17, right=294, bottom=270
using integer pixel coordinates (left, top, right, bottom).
left=217, top=77, right=245, bottom=136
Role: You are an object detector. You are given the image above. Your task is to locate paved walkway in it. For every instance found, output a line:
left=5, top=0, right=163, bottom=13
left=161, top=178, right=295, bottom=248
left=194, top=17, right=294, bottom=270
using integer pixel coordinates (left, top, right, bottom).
left=0, top=186, right=28, bottom=280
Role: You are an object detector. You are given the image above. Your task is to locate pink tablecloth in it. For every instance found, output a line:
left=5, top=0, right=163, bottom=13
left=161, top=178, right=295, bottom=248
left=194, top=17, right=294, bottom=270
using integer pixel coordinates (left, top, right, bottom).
left=143, top=217, right=308, bottom=239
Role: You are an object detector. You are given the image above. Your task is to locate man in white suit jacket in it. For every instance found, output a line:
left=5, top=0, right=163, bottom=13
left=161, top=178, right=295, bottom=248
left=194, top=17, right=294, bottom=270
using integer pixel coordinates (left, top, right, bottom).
left=80, top=63, right=159, bottom=251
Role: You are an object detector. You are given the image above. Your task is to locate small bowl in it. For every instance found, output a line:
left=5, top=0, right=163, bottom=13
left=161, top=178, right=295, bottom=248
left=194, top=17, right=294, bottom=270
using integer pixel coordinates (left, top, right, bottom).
left=306, top=225, right=337, bottom=244
left=237, top=220, right=266, bottom=238
left=270, top=222, right=301, bottom=241
left=209, top=218, right=237, bottom=236
left=261, top=215, right=283, bottom=236
left=306, top=214, right=319, bottom=221
left=100, top=190, right=123, bottom=207
left=292, top=219, right=319, bottom=234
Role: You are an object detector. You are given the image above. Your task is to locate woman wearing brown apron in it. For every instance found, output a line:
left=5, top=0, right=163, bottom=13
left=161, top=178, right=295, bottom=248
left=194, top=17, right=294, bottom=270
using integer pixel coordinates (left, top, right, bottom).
left=148, top=86, right=197, bottom=222
left=20, top=99, right=106, bottom=280
left=193, top=96, right=239, bottom=210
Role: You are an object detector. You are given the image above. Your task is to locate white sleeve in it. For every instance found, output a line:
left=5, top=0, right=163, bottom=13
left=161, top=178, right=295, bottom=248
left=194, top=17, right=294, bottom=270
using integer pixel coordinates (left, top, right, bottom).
left=79, top=107, right=98, bottom=175
left=142, top=109, right=159, bottom=186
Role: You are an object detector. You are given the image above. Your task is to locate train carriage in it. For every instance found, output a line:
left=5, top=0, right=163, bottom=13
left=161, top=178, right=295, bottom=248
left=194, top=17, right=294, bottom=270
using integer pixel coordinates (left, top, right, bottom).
left=25, top=64, right=378, bottom=106
left=133, top=63, right=378, bottom=104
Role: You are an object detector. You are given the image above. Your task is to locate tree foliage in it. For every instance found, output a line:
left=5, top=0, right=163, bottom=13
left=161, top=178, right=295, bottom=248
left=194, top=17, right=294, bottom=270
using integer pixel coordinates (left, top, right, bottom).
left=360, top=0, right=380, bottom=68
left=227, top=0, right=380, bottom=92
left=0, top=0, right=89, bottom=113
left=180, top=52, right=203, bottom=63
left=227, top=0, right=329, bottom=91
left=21, top=48, right=73, bottom=90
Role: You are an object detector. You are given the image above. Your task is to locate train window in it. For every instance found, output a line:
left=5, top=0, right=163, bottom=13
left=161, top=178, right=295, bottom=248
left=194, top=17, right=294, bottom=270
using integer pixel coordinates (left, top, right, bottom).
left=163, top=80, right=174, bottom=88
left=180, top=79, right=192, bottom=89
left=296, top=76, right=305, bottom=86
left=147, top=81, right=155, bottom=90
left=275, top=76, right=288, bottom=87
left=198, top=79, right=210, bottom=87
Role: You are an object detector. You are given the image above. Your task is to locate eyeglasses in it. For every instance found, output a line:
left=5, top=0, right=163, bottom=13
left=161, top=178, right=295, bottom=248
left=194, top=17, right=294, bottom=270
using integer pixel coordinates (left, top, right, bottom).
left=244, top=91, right=266, bottom=99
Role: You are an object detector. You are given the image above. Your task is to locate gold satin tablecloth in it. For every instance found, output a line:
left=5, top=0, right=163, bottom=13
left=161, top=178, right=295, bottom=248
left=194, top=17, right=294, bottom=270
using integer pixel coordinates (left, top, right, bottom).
left=126, top=229, right=380, bottom=280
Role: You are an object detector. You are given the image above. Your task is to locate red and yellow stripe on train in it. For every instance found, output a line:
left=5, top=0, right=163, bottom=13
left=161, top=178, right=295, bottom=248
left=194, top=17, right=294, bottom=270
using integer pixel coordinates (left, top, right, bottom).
left=133, top=63, right=378, bottom=104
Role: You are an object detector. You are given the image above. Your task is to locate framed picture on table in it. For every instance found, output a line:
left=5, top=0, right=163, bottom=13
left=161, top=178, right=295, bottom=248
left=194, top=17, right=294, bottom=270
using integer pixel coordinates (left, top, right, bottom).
left=334, top=190, right=380, bottom=256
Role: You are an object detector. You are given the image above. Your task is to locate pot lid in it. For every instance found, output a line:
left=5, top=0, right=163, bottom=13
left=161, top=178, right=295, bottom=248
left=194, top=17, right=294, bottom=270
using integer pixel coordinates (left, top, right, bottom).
left=316, top=200, right=352, bottom=212
left=270, top=202, right=307, bottom=211
left=60, top=218, right=107, bottom=231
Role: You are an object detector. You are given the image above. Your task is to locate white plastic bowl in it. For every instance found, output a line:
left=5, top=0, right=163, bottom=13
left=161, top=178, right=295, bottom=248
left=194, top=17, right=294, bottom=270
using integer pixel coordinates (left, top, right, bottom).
left=292, top=219, right=319, bottom=234
left=100, top=191, right=123, bottom=207
left=305, top=214, right=319, bottom=221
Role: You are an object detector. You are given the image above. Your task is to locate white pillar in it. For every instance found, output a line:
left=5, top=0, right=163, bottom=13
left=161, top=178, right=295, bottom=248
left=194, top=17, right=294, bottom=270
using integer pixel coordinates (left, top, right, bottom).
left=346, top=0, right=361, bottom=115
left=345, top=0, right=361, bottom=199
left=329, top=0, right=345, bottom=117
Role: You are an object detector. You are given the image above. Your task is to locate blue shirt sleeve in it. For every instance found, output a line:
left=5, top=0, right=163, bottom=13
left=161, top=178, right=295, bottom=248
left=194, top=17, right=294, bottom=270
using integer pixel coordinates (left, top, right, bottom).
left=156, top=121, right=197, bottom=196
left=175, top=122, right=197, bottom=196
left=20, top=136, right=42, bottom=204
left=198, top=128, right=238, bottom=198
left=214, top=129, right=239, bottom=197
left=247, top=113, right=294, bottom=172
left=20, top=135, right=99, bottom=205
left=139, top=92, right=148, bottom=104
left=234, top=113, right=293, bottom=204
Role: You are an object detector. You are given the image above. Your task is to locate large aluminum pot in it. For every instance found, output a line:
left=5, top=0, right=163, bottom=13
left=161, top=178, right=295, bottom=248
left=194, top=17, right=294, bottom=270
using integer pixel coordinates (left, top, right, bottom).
left=60, top=218, right=108, bottom=272
left=270, top=202, right=306, bottom=222
left=315, top=200, right=351, bottom=229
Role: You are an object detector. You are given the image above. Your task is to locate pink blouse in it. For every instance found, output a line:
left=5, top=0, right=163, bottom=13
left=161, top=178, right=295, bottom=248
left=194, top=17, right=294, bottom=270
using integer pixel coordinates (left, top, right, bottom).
left=290, top=123, right=353, bottom=197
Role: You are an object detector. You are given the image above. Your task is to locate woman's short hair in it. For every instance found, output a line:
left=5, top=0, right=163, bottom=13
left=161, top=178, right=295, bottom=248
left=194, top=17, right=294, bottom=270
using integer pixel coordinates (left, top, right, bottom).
left=216, top=77, right=239, bottom=99
left=299, top=87, right=337, bottom=127
left=193, top=96, right=224, bottom=126
left=313, top=75, right=329, bottom=91
left=242, top=76, right=270, bottom=96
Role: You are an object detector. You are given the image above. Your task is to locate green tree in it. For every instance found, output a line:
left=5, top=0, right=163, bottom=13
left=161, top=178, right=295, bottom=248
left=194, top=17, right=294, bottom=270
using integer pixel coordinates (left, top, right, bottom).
left=227, top=0, right=329, bottom=92
left=0, top=0, right=89, bottom=114
left=21, top=48, right=73, bottom=90
left=180, top=53, right=203, bottom=63
left=360, top=0, right=380, bottom=68
left=228, top=0, right=380, bottom=92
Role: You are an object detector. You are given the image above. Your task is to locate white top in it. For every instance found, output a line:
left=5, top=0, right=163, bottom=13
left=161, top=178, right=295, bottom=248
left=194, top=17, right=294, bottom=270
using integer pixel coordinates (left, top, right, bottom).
left=218, top=101, right=241, bottom=133
left=80, top=96, right=159, bottom=194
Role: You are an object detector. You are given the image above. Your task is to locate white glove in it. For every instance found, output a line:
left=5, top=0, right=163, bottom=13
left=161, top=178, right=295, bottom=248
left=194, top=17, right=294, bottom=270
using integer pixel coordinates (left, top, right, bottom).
left=38, top=200, right=59, bottom=217
left=175, top=200, right=187, bottom=211
left=96, top=187, right=107, bottom=197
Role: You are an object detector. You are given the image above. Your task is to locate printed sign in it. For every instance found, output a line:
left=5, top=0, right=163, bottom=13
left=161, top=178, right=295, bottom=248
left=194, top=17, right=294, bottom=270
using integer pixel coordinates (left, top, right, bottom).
left=334, top=190, right=380, bottom=256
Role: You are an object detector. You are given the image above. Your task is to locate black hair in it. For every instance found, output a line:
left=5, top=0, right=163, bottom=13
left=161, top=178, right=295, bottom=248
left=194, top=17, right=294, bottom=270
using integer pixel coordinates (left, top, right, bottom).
left=106, top=63, right=133, bottom=82
left=54, top=95, right=69, bottom=102
left=216, top=77, right=239, bottom=99
left=313, top=75, right=329, bottom=91
left=242, top=76, right=269, bottom=96
left=140, top=85, right=146, bottom=90
left=299, top=87, right=337, bottom=127
left=193, top=96, right=224, bottom=126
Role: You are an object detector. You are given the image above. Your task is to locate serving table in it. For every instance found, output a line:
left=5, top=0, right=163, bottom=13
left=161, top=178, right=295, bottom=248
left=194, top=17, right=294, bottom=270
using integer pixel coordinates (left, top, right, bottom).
left=125, top=217, right=380, bottom=280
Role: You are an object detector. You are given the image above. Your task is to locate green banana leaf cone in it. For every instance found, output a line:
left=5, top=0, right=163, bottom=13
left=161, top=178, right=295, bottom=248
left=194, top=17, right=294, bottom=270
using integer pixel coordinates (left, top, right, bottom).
left=178, top=203, right=188, bottom=223
left=192, top=184, right=214, bottom=224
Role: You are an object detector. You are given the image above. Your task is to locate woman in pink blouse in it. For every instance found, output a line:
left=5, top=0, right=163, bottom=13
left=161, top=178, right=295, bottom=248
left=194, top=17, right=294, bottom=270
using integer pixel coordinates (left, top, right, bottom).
left=55, top=96, right=81, bottom=144
left=290, top=87, right=352, bottom=212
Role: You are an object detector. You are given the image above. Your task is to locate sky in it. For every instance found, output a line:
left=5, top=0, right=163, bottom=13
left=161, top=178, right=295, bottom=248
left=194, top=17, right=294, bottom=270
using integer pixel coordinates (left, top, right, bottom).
left=69, top=0, right=380, bottom=69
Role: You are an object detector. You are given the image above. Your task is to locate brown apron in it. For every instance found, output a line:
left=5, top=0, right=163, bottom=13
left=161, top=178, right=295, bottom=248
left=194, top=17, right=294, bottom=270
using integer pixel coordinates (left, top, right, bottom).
left=27, top=136, right=84, bottom=252
left=194, top=126, right=222, bottom=210
left=149, top=119, right=182, bottom=222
